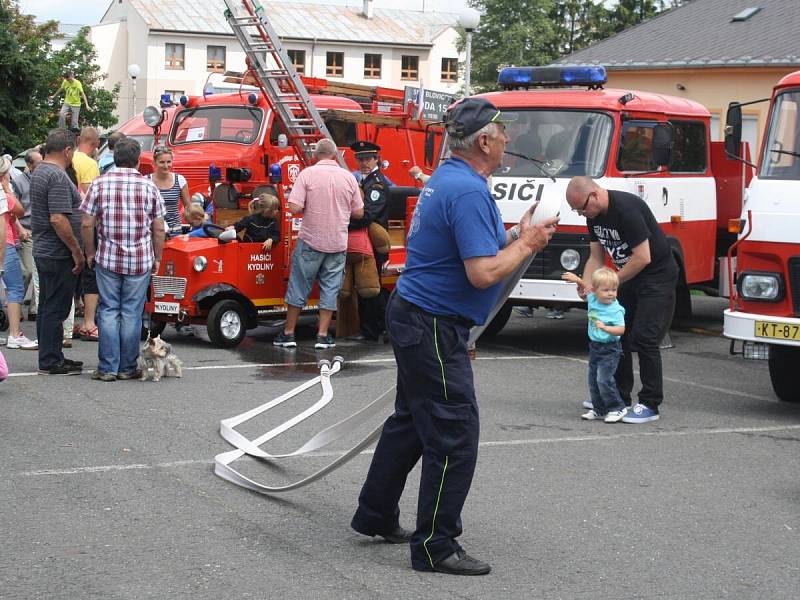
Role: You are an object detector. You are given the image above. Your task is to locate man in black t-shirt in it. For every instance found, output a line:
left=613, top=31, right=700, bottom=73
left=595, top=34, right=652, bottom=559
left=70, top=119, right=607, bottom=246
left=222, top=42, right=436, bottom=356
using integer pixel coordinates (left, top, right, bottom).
left=566, top=176, right=678, bottom=423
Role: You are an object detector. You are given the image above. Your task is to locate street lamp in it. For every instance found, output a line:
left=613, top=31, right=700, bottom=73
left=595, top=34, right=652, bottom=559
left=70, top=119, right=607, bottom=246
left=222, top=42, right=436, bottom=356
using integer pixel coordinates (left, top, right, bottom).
left=128, top=63, right=141, bottom=118
left=458, top=8, right=481, bottom=97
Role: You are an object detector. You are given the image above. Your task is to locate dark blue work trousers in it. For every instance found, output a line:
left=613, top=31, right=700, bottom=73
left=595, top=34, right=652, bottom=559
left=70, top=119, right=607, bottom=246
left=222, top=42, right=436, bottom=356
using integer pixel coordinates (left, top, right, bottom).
left=351, top=293, right=479, bottom=570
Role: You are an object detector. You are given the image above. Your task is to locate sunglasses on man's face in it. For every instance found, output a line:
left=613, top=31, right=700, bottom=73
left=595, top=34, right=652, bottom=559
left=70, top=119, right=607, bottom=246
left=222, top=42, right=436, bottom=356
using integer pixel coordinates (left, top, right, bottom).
left=574, top=192, right=593, bottom=214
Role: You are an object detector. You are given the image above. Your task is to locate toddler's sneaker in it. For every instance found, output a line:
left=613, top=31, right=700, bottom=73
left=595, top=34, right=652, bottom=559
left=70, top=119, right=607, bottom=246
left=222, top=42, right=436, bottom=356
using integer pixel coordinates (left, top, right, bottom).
left=622, top=403, right=660, bottom=423
left=7, top=334, right=38, bottom=350
left=273, top=331, right=296, bottom=348
left=582, top=399, right=593, bottom=410
left=315, top=334, right=336, bottom=349
left=604, top=407, right=628, bottom=423
left=581, top=409, right=601, bottom=420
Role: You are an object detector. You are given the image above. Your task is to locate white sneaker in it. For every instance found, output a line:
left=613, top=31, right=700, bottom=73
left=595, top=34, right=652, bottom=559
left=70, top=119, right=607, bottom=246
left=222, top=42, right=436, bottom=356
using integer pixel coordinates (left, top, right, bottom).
left=7, top=334, right=38, bottom=350
left=604, top=408, right=628, bottom=423
left=581, top=409, right=601, bottom=420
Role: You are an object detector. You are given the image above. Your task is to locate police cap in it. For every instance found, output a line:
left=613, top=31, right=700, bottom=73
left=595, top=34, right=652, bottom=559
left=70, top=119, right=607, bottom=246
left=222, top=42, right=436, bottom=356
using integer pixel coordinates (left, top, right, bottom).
left=350, top=140, right=381, bottom=158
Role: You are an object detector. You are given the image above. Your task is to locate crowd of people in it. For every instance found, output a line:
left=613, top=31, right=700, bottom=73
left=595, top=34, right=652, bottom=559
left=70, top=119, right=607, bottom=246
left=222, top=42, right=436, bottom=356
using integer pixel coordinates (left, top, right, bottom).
left=1, top=81, right=681, bottom=579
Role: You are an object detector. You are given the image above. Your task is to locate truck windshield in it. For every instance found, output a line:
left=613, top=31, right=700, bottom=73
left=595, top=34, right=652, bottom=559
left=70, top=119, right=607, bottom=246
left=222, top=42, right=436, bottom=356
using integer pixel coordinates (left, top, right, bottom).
left=498, top=110, right=613, bottom=178
left=761, top=90, right=800, bottom=180
left=170, top=106, right=264, bottom=145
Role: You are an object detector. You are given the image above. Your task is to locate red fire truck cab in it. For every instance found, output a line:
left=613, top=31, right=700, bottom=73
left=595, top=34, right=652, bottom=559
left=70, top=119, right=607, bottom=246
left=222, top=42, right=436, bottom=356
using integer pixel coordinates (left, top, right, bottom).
left=473, top=65, right=750, bottom=335
left=723, top=70, right=800, bottom=403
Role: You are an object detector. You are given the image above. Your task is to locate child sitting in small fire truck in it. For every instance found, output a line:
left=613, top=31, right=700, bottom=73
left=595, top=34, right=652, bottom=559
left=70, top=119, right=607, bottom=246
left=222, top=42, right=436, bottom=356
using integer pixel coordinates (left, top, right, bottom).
left=226, top=193, right=281, bottom=250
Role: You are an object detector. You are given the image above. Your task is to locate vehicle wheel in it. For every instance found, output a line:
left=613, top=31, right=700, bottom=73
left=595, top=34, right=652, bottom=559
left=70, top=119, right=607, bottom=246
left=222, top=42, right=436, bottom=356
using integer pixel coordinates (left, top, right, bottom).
left=768, top=345, right=800, bottom=403
left=140, top=320, right=167, bottom=340
left=207, top=299, right=247, bottom=348
left=482, top=302, right=513, bottom=337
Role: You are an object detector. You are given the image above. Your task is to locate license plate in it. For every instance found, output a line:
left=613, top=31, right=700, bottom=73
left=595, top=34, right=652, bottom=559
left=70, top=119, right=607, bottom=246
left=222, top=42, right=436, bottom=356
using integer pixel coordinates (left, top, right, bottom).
left=754, top=320, right=800, bottom=341
left=154, top=301, right=180, bottom=315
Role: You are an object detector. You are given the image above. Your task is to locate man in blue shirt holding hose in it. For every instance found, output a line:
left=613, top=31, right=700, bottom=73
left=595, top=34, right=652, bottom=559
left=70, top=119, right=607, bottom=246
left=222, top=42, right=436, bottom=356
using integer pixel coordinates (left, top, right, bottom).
left=351, top=98, right=558, bottom=575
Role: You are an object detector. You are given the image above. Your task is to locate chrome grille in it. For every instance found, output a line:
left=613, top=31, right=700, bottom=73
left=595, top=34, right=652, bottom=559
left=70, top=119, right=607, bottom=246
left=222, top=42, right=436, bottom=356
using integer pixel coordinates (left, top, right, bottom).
left=152, top=276, right=187, bottom=299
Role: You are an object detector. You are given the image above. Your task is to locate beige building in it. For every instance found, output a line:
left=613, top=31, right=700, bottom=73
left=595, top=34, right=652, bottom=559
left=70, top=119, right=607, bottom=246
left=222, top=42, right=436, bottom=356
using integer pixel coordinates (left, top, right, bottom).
left=554, top=0, right=800, bottom=158
left=92, top=0, right=465, bottom=123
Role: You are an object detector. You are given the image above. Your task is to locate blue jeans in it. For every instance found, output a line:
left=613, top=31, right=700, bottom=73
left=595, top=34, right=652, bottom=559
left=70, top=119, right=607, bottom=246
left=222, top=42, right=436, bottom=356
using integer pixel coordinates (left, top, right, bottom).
left=284, top=238, right=346, bottom=311
left=96, top=265, right=150, bottom=375
left=3, top=244, right=25, bottom=303
left=34, top=257, right=78, bottom=370
left=588, top=340, right=625, bottom=415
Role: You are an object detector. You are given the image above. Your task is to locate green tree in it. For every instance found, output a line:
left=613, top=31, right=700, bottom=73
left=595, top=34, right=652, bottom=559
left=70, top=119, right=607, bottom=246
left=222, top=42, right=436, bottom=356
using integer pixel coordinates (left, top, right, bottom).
left=465, top=0, right=559, bottom=92
left=607, top=0, right=664, bottom=34
left=48, top=26, right=119, bottom=133
left=0, top=0, right=58, bottom=154
left=0, top=2, right=119, bottom=154
left=550, top=0, right=609, bottom=55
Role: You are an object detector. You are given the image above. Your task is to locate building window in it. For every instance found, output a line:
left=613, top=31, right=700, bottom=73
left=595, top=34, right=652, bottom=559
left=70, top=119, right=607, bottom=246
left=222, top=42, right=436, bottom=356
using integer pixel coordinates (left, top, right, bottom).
left=364, top=53, right=382, bottom=79
left=441, top=57, right=458, bottom=83
left=288, top=50, right=306, bottom=75
left=207, top=45, right=226, bottom=73
left=326, top=52, right=344, bottom=77
left=401, top=55, right=419, bottom=81
left=165, top=90, right=184, bottom=103
left=165, top=43, right=185, bottom=70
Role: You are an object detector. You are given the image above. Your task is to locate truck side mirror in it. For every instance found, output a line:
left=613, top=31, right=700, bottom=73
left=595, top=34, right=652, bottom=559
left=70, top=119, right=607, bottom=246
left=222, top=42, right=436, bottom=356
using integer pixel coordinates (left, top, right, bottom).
left=725, top=102, right=742, bottom=158
left=652, top=122, right=674, bottom=167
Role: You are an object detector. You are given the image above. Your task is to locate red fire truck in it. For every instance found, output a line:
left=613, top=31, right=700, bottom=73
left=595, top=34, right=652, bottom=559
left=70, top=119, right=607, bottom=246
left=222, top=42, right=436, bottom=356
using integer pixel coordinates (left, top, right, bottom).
left=723, top=70, right=800, bottom=403
left=136, top=0, right=436, bottom=347
left=471, top=65, right=751, bottom=335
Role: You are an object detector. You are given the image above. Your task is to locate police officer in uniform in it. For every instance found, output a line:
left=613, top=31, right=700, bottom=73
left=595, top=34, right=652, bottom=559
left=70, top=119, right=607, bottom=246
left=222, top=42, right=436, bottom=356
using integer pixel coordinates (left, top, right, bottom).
left=350, top=99, right=558, bottom=575
left=348, top=141, right=390, bottom=342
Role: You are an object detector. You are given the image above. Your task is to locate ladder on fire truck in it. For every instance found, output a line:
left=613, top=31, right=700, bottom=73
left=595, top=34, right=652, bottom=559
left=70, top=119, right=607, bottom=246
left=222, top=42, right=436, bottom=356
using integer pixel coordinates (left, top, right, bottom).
left=222, top=0, right=346, bottom=168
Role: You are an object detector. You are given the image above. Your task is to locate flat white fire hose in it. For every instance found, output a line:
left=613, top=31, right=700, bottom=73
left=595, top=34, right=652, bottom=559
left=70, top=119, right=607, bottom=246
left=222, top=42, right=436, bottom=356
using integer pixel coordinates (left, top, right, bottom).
left=214, top=356, right=396, bottom=494
left=215, top=213, right=548, bottom=494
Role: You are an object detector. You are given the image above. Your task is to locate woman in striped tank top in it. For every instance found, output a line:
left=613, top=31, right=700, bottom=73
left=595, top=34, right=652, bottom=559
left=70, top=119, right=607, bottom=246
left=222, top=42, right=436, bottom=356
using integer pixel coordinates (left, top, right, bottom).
left=149, top=146, right=189, bottom=232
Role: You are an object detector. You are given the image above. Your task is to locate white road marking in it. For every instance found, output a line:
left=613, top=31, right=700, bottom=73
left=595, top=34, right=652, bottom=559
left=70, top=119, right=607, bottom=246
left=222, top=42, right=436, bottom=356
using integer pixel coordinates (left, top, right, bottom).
left=18, top=424, right=800, bottom=478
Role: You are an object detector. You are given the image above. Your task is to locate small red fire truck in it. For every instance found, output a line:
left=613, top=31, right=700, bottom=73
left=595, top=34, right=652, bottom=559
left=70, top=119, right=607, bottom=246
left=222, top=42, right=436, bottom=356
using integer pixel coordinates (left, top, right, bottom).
left=723, top=70, right=800, bottom=403
left=135, top=0, right=443, bottom=347
left=471, top=65, right=751, bottom=335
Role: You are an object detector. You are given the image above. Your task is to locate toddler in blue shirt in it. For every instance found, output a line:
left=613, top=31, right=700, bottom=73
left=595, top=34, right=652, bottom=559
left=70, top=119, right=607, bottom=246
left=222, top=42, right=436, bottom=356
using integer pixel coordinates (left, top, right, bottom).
left=563, top=267, right=627, bottom=422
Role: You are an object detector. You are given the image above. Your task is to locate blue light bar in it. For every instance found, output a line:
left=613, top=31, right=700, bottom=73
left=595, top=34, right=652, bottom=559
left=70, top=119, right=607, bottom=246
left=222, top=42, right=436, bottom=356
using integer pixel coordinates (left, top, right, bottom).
left=497, top=65, right=607, bottom=89
left=160, top=93, right=173, bottom=107
left=248, top=92, right=258, bottom=105
left=179, top=95, right=189, bottom=106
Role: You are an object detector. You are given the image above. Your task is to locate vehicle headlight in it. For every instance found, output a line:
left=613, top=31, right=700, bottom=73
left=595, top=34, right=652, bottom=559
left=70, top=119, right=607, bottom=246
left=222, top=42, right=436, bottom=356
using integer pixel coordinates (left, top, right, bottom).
left=193, top=256, right=208, bottom=272
left=739, top=273, right=781, bottom=300
left=560, top=249, right=581, bottom=271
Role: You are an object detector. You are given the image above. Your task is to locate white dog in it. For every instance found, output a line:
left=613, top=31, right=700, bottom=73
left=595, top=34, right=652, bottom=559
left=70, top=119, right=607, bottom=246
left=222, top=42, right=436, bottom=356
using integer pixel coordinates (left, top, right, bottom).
left=138, top=335, right=183, bottom=382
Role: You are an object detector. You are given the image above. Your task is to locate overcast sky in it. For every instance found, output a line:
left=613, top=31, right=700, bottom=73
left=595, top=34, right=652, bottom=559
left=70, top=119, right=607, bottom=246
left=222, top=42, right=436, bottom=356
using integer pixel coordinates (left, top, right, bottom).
left=18, top=0, right=472, bottom=25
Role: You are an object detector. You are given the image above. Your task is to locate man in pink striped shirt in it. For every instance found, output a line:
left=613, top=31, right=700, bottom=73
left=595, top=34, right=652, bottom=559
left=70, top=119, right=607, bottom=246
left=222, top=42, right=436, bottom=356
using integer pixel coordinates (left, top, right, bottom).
left=274, top=139, right=363, bottom=349
left=80, top=138, right=165, bottom=380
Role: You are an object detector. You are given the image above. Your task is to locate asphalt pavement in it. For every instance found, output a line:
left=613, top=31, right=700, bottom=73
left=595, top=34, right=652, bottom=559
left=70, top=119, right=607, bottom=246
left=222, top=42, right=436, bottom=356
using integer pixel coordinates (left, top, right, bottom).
left=1, top=295, right=798, bottom=599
